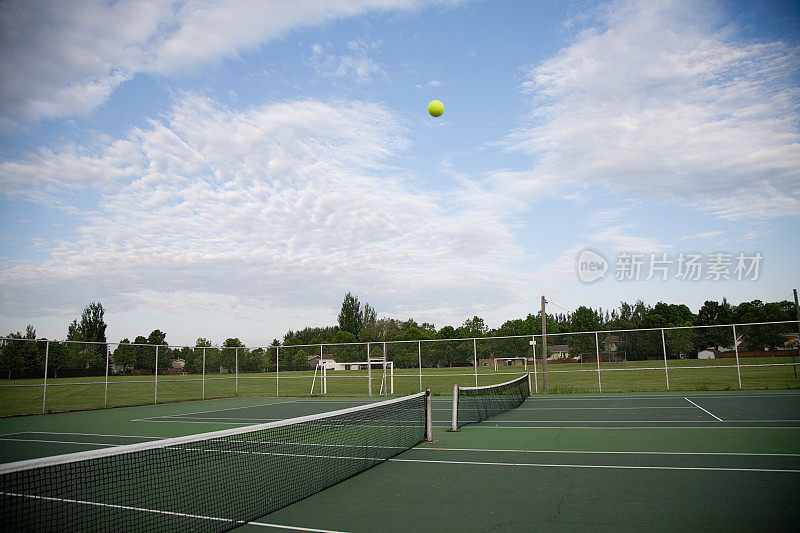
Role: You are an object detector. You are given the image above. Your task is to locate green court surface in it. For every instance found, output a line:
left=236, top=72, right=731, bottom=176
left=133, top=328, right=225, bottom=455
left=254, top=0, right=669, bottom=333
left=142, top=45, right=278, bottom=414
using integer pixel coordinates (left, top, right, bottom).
left=1, top=391, right=798, bottom=531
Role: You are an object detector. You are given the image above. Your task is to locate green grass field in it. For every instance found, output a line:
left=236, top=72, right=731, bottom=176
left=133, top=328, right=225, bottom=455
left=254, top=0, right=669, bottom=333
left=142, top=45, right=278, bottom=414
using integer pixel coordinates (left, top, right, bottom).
left=0, top=357, right=797, bottom=417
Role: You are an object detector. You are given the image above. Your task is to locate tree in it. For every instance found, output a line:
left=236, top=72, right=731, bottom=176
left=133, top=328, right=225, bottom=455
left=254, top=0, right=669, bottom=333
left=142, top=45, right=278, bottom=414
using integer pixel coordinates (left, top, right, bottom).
left=338, top=293, right=363, bottom=339
left=695, top=299, right=734, bottom=350
left=568, top=307, right=602, bottom=359
left=65, top=302, right=108, bottom=374
left=221, top=338, right=245, bottom=371
left=0, top=328, right=35, bottom=379
left=112, top=338, right=136, bottom=372
left=147, top=330, right=167, bottom=346
left=461, top=316, right=488, bottom=338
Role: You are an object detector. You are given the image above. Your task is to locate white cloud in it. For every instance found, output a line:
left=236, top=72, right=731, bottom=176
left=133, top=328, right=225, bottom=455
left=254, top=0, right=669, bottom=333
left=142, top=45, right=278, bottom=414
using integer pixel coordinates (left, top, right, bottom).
left=678, top=230, right=724, bottom=241
left=0, top=0, right=462, bottom=130
left=0, top=95, right=524, bottom=323
left=510, top=0, right=800, bottom=220
left=308, top=37, right=388, bottom=83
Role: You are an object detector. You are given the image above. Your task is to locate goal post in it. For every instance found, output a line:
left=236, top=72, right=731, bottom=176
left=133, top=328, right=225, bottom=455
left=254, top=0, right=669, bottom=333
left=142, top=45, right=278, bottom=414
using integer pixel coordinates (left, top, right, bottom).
left=493, top=357, right=528, bottom=371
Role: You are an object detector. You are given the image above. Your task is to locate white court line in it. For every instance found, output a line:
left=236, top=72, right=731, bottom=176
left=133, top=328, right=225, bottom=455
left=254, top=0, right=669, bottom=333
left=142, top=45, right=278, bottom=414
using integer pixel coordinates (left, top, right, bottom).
left=140, top=416, right=284, bottom=423
left=2, top=491, right=349, bottom=533
left=249, top=522, right=350, bottom=533
left=0, top=492, right=242, bottom=526
left=131, top=418, right=278, bottom=425
left=141, top=399, right=302, bottom=418
left=1, top=431, right=162, bottom=440
left=685, top=397, right=724, bottom=421
left=454, top=419, right=800, bottom=423
left=434, top=407, right=696, bottom=412
left=388, top=458, right=800, bottom=473
left=0, top=438, right=121, bottom=447
left=413, top=447, right=800, bottom=457
left=529, top=392, right=800, bottom=400
left=460, top=425, right=800, bottom=430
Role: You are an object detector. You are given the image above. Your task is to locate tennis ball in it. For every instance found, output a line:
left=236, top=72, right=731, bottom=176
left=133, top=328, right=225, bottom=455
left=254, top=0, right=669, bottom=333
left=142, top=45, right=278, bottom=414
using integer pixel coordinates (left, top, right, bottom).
left=427, top=100, right=444, bottom=117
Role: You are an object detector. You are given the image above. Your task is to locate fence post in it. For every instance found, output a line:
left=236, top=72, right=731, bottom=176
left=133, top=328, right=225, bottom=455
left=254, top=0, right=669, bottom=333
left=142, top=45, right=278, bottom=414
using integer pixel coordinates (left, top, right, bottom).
left=732, top=324, right=742, bottom=389
left=473, top=338, right=478, bottom=387
left=276, top=345, right=280, bottom=398
left=235, top=347, right=239, bottom=396
left=104, top=344, right=110, bottom=408
left=661, top=329, right=670, bottom=391
left=42, top=341, right=49, bottom=414
left=202, top=347, right=206, bottom=400
left=367, top=342, right=372, bottom=397
left=595, top=331, right=602, bottom=393
left=154, top=345, right=159, bottom=405
left=531, top=336, right=538, bottom=394
left=418, top=340, right=422, bottom=392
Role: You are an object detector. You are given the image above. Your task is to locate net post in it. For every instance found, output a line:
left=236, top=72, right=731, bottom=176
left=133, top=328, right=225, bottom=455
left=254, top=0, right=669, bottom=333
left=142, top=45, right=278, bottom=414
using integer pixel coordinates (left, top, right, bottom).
left=449, top=383, right=459, bottom=432
left=42, top=341, right=50, bottom=414
left=527, top=371, right=532, bottom=396
left=425, top=388, right=433, bottom=442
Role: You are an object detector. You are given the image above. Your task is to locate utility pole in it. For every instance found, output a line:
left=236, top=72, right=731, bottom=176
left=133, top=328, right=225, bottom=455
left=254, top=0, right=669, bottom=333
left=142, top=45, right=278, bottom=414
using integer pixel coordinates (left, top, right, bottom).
left=541, top=295, right=548, bottom=393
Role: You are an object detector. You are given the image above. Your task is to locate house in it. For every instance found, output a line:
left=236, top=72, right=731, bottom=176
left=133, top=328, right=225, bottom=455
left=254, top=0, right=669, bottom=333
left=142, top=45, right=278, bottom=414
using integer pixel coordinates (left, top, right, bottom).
left=306, top=354, right=355, bottom=371
left=602, top=335, right=621, bottom=360
left=548, top=345, right=570, bottom=360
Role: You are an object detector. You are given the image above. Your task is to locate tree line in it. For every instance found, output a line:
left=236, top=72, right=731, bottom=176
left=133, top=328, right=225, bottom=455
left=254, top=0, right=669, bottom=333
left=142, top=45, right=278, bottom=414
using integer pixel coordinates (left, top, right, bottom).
left=1, top=294, right=797, bottom=378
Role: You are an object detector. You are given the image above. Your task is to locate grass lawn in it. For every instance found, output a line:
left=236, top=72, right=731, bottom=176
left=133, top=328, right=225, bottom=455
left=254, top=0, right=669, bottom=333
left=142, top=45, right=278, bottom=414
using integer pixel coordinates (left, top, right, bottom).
left=0, top=357, right=797, bottom=417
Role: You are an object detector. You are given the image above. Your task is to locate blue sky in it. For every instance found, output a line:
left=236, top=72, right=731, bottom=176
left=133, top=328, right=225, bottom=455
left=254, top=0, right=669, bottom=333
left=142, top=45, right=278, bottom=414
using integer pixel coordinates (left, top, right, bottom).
left=1, top=0, right=798, bottom=347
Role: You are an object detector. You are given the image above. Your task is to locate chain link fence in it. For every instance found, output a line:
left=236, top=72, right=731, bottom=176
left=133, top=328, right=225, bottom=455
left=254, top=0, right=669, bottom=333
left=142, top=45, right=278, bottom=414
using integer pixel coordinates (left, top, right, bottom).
left=1, top=320, right=797, bottom=415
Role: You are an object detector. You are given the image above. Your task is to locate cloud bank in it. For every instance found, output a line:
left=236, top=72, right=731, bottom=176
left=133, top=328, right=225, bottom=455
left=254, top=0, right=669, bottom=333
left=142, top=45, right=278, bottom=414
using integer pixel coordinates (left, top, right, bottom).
left=0, top=95, right=524, bottom=320
left=510, top=0, right=800, bottom=220
left=0, top=0, right=461, bottom=131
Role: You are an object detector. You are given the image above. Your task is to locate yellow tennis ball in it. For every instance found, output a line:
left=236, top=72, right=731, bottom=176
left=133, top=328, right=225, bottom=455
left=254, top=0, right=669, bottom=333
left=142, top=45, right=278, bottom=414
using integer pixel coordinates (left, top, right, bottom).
left=427, top=100, right=444, bottom=117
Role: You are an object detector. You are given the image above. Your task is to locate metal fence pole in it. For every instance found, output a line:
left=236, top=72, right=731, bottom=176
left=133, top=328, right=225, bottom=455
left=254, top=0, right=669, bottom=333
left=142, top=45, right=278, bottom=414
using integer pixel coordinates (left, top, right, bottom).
left=367, top=342, right=372, bottom=397
left=531, top=336, right=538, bottom=394
left=42, top=341, right=49, bottom=414
left=418, top=340, right=422, bottom=392
left=276, top=346, right=280, bottom=398
left=595, top=331, right=602, bottom=393
left=235, top=347, right=239, bottom=396
left=473, top=338, right=478, bottom=387
left=104, top=344, right=110, bottom=408
left=202, top=347, right=206, bottom=400
left=661, top=329, right=670, bottom=391
left=732, top=324, right=742, bottom=389
left=154, top=345, right=159, bottom=405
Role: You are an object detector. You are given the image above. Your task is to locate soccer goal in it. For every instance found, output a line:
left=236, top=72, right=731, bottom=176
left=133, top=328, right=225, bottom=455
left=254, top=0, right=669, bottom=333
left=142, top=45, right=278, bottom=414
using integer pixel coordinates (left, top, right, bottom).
left=494, top=357, right=528, bottom=371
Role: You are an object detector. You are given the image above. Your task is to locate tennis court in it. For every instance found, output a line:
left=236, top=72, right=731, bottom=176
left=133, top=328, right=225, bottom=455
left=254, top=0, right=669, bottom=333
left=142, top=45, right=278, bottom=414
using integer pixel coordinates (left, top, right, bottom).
left=1, top=388, right=799, bottom=531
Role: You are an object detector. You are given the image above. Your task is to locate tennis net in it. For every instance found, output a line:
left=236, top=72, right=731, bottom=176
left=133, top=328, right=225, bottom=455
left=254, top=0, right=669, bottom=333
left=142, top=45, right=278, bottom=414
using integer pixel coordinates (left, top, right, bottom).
left=1, top=391, right=431, bottom=532
left=451, top=374, right=530, bottom=430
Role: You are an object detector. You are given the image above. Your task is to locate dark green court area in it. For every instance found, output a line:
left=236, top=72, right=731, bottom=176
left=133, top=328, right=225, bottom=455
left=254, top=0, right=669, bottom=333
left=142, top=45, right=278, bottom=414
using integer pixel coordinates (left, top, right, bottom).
left=1, top=391, right=798, bottom=531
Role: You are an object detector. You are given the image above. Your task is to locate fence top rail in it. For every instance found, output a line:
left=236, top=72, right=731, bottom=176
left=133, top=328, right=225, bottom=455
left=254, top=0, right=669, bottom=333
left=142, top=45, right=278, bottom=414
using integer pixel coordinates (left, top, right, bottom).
left=1, top=320, right=797, bottom=351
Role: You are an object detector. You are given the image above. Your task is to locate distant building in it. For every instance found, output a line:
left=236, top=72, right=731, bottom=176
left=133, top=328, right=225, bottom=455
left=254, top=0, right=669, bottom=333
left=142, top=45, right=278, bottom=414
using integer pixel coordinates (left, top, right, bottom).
left=548, top=345, right=570, bottom=360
